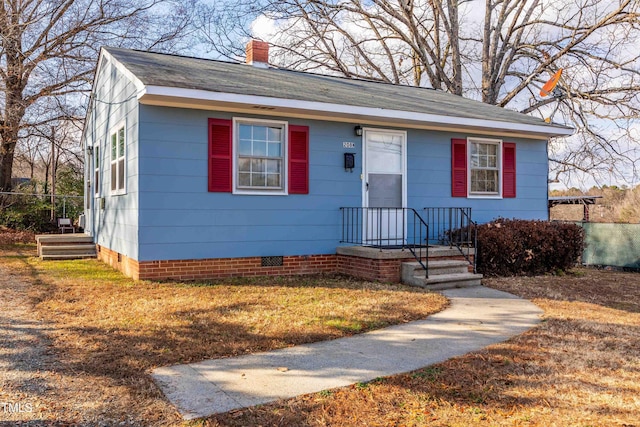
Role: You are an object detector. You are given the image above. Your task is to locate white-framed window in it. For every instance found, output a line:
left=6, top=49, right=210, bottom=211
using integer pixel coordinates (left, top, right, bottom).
left=93, top=144, right=100, bottom=196
left=110, top=123, right=126, bottom=194
left=468, top=138, right=501, bottom=196
left=233, top=118, right=287, bottom=194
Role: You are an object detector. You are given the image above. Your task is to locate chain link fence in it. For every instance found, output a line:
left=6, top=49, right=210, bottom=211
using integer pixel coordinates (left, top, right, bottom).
left=0, top=192, right=84, bottom=232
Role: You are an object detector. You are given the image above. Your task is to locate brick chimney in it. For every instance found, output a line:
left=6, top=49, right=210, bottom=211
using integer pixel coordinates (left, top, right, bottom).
left=246, top=39, right=269, bottom=67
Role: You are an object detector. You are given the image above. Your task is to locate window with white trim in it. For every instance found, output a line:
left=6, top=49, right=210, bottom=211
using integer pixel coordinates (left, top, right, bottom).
left=235, top=119, right=286, bottom=193
left=469, top=138, right=501, bottom=195
left=94, top=144, right=100, bottom=196
left=110, top=124, right=126, bottom=194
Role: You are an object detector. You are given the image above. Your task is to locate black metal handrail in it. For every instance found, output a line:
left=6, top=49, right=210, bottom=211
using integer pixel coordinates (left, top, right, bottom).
left=423, top=207, right=477, bottom=272
left=340, top=207, right=430, bottom=277
left=459, top=209, right=478, bottom=274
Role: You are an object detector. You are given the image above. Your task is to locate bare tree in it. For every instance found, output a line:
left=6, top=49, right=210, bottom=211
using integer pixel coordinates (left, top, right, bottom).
left=0, top=0, right=194, bottom=191
left=193, top=0, right=264, bottom=61
left=213, top=0, right=640, bottom=186
left=13, top=135, right=41, bottom=181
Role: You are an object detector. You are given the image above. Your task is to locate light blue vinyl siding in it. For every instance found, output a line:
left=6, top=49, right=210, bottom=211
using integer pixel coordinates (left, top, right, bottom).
left=137, top=106, right=360, bottom=261
left=136, top=104, right=548, bottom=262
left=82, top=56, right=140, bottom=260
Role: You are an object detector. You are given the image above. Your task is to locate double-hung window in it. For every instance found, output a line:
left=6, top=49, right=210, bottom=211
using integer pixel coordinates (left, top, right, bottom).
left=236, top=120, right=285, bottom=192
left=110, top=124, right=126, bottom=194
left=451, top=137, right=516, bottom=198
left=208, top=117, right=309, bottom=195
left=469, top=139, right=500, bottom=195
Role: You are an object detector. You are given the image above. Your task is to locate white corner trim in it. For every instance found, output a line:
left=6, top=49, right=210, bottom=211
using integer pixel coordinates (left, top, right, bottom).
left=140, top=85, right=574, bottom=138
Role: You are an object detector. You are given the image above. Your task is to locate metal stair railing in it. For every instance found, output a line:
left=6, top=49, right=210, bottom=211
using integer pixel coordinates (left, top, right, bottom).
left=340, top=207, right=430, bottom=277
left=423, top=207, right=477, bottom=273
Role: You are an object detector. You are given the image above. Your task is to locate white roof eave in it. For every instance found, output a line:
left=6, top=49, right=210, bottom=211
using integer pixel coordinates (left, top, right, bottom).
left=138, top=85, right=574, bottom=139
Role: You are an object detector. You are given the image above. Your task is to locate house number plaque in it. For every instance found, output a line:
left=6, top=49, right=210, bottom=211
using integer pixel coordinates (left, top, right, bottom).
left=342, top=141, right=355, bottom=148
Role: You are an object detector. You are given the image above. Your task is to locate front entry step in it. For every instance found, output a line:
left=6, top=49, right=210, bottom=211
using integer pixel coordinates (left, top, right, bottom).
left=402, top=260, right=482, bottom=290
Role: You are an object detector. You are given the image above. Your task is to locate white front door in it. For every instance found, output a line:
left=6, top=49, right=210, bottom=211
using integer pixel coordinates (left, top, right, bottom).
left=363, top=129, right=407, bottom=245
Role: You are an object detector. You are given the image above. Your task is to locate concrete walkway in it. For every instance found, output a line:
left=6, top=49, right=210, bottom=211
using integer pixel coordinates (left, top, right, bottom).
left=152, top=286, right=543, bottom=420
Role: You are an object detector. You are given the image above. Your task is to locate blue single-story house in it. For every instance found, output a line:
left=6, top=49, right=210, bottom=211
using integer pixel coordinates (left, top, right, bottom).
left=81, top=40, right=573, bottom=281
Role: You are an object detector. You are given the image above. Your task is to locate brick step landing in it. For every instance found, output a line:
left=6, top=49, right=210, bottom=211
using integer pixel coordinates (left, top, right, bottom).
left=336, top=245, right=477, bottom=283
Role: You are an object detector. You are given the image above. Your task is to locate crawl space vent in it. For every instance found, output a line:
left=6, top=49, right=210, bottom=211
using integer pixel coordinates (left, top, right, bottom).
left=261, top=256, right=284, bottom=267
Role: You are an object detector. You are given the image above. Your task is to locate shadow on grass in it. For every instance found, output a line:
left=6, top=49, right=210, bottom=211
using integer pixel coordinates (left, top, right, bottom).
left=3, top=246, right=639, bottom=427
left=0, top=248, right=445, bottom=424
left=201, top=316, right=640, bottom=426
left=197, top=270, right=640, bottom=426
left=170, top=272, right=429, bottom=293
left=52, top=291, right=443, bottom=374
left=0, top=315, right=57, bottom=395
left=0, top=246, right=84, bottom=425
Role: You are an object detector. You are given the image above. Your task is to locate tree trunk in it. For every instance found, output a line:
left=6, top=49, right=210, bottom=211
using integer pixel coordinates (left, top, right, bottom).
left=481, top=0, right=493, bottom=104
left=0, top=1, right=27, bottom=193
left=446, top=0, right=462, bottom=96
left=0, top=146, right=16, bottom=191
left=0, top=114, right=21, bottom=192
left=0, top=96, right=26, bottom=192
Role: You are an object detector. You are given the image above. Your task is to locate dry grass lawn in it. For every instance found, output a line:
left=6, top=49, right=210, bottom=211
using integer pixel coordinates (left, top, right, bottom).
left=0, top=243, right=446, bottom=425
left=200, top=268, right=640, bottom=427
left=2, top=237, right=639, bottom=426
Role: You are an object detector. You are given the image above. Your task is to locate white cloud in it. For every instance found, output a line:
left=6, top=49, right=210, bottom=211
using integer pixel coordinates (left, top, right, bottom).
left=250, top=14, right=278, bottom=40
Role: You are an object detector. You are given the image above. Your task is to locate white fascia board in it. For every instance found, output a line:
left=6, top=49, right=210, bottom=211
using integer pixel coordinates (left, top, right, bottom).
left=139, top=85, right=574, bottom=138
left=80, top=51, right=109, bottom=147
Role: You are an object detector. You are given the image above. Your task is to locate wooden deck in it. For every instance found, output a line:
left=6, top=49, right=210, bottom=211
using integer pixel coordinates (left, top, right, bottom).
left=35, top=234, right=97, bottom=260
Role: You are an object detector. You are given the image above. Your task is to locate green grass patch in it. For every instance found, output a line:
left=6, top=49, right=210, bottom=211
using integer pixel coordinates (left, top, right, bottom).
left=35, top=258, right=129, bottom=282
left=411, top=366, right=443, bottom=382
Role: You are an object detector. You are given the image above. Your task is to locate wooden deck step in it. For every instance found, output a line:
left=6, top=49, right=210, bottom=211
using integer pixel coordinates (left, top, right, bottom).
left=36, top=234, right=94, bottom=244
left=41, top=253, right=98, bottom=260
left=36, top=233, right=96, bottom=260
left=40, top=245, right=96, bottom=256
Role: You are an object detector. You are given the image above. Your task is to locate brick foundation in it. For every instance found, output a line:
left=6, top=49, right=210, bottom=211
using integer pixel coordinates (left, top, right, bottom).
left=97, top=245, right=336, bottom=281
left=336, top=254, right=414, bottom=282
left=97, top=245, right=140, bottom=279
left=97, top=245, right=474, bottom=283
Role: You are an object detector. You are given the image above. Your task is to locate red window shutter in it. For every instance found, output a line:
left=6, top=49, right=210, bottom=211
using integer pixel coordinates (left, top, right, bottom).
left=503, top=142, right=516, bottom=198
left=288, top=125, right=309, bottom=194
left=451, top=138, right=467, bottom=197
left=208, top=118, right=232, bottom=192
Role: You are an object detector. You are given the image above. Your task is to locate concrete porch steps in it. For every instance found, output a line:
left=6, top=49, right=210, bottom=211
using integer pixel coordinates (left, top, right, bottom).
left=36, top=234, right=97, bottom=260
left=402, top=260, right=482, bottom=290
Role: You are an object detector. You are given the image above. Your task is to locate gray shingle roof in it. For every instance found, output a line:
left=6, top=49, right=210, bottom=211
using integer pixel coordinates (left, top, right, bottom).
left=104, top=47, right=571, bottom=132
